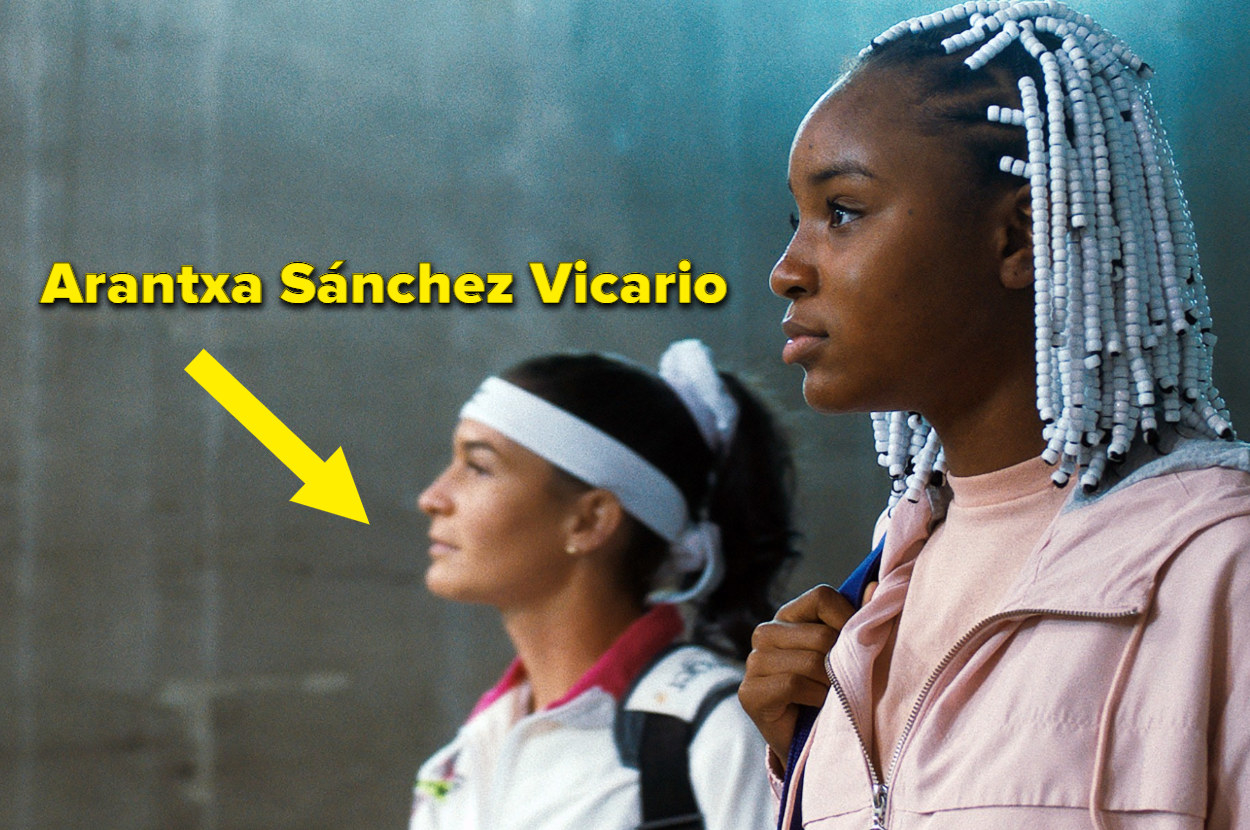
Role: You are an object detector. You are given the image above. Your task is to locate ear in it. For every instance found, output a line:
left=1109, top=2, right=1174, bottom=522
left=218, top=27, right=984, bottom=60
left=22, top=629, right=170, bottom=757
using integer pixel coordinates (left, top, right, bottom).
left=998, top=183, right=1034, bottom=291
left=562, top=489, right=627, bottom=558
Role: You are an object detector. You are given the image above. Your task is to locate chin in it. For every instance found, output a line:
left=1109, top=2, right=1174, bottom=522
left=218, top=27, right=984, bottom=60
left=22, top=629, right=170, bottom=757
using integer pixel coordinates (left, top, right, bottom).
left=802, top=373, right=883, bottom=415
left=802, top=390, right=843, bottom=414
left=424, top=562, right=461, bottom=599
left=425, top=565, right=497, bottom=607
left=801, top=373, right=851, bottom=414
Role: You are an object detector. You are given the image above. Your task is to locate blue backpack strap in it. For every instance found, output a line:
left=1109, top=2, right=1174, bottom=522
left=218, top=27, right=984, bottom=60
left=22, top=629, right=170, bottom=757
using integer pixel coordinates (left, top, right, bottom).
left=837, top=533, right=885, bottom=609
left=777, top=534, right=886, bottom=830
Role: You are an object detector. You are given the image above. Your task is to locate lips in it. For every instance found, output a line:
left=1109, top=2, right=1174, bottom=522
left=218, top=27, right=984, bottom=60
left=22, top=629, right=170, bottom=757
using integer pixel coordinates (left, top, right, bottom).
left=781, top=315, right=828, bottom=365
left=427, top=535, right=457, bottom=557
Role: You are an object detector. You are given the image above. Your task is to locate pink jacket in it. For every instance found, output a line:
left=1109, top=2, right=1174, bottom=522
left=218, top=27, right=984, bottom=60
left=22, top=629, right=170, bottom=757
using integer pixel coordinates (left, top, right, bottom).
left=782, top=437, right=1250, bottom=829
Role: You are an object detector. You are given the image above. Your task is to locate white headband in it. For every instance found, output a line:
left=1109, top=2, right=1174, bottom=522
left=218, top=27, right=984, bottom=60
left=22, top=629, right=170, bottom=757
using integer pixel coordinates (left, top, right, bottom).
left=458, top=341, right=738, bottom=604
left=460, top=377, right=689, bottom=542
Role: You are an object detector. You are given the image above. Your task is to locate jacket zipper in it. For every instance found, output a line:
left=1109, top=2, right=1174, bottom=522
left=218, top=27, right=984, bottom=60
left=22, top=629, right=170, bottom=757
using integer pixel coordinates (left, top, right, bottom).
left=825, top=669, right=886, bottom=828
left=824, top=606, right=1139, bottom=829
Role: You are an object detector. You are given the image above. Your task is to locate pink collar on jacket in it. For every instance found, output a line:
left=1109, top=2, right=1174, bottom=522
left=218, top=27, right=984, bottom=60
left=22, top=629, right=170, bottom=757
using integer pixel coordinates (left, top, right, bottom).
left=468, top=603, right=685, bottom=720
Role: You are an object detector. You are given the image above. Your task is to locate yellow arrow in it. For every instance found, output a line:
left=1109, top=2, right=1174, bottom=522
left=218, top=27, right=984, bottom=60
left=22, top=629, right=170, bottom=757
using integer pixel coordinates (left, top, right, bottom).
left=185, top=349, right=369, bottom=524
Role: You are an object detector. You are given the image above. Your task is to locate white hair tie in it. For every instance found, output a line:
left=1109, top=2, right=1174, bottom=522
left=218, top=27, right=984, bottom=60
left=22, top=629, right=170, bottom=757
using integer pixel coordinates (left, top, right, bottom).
left=648, top=520, right=725, bottom=604
left=653, top=339, right=737, bottom=602
left=658, top=339, right=740, bottom=457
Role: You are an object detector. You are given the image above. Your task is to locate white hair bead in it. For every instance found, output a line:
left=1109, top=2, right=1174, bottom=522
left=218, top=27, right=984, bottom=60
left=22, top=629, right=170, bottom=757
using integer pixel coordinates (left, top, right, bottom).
left=869, top=0, right=1232, bottom=504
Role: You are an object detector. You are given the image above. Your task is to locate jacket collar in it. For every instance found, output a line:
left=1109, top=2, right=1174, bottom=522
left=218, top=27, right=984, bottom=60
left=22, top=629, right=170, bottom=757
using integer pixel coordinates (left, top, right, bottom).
left=882, top=431, right=1250, bottom=618
left=467, top=603, right=685, bottom=721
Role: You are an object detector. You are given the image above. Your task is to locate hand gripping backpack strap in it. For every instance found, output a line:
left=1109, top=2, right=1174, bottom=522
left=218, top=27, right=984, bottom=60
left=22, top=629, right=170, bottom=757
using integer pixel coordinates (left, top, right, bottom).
left=614, top=644, right=743, bottom=830
left=777, top=533, right=886, bottom=830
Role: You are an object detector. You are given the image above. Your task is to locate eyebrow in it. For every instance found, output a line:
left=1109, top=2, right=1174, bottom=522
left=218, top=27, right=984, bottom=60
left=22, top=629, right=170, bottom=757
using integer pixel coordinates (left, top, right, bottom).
left=786, top=160, right=876, bottom=194
left=809, top=161, right=875, bottom=186
left=460, top=439, right=501, bottom=456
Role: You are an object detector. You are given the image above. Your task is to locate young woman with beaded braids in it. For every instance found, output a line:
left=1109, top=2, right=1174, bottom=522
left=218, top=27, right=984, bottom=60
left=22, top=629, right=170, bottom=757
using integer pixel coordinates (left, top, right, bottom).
left=410, top=340, right=799, bottom=830
left=738, top=2, right=1250, bottom=827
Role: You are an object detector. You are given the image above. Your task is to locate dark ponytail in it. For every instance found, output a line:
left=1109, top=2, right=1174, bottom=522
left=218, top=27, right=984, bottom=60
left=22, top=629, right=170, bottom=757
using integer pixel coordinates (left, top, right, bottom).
left=501, top=351, right=800, bottom=661
left=694, top=373, right=800, bottom=659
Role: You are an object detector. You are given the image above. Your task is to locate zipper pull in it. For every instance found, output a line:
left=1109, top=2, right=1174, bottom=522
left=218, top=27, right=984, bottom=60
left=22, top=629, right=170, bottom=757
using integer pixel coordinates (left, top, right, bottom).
left=870, top=782, right=889, bottom=829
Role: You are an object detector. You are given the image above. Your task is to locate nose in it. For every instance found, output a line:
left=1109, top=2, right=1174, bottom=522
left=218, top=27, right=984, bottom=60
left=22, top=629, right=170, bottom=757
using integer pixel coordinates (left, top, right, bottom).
left=768, top=234, right=817, bottom=300
left=417, top=470, right=453, bottom=516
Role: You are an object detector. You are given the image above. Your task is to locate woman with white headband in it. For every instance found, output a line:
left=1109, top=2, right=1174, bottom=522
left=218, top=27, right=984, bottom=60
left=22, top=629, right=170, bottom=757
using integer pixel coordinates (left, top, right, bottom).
left=410, top=340, right=799, bottom=830
left=738, top=2, right=1250, bottom=828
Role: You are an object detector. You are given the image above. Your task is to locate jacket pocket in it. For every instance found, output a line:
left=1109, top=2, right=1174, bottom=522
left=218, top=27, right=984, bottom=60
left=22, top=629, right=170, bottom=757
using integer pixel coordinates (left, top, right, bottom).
left=889, top=618, right=1207, bottom=819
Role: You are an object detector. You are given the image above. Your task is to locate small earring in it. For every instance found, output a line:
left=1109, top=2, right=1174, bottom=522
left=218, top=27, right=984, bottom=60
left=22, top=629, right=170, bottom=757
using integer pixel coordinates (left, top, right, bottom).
left=565, top=543, right=578, bottom=555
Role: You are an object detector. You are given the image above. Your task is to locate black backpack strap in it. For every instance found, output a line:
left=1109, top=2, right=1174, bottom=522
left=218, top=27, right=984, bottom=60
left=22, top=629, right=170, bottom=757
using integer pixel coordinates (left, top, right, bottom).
left=615, top=645, right=743, bottom=830
left=637, top=712, right=701, bottom=829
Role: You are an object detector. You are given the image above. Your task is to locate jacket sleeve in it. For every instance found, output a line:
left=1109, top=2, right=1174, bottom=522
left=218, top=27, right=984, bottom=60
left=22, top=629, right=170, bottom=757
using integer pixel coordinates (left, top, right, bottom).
left=689, top=694, right=778, bottom=830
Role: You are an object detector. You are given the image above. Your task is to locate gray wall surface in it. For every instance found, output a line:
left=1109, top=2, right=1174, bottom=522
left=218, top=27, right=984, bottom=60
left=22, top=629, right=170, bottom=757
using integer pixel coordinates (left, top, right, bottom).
left=2, top=1, right=1247, bottom=827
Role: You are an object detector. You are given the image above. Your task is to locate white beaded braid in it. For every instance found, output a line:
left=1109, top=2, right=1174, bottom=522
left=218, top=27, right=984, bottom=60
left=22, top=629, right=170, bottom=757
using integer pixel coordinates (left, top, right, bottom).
left=863, top=0, right=1232, bottom=504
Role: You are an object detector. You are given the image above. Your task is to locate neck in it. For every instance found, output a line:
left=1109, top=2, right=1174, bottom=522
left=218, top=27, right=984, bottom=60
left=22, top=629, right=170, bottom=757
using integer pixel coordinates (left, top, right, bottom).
left=924, top=362, right=1046, bottom=478
left=501, top=585, right=643, bottom=712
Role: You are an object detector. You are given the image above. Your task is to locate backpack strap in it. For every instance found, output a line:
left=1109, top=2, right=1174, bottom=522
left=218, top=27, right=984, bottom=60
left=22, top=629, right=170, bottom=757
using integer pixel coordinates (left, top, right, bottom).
left=777, top=533, right=888, bottom=830
left=615, top=644, right=743, bottom=830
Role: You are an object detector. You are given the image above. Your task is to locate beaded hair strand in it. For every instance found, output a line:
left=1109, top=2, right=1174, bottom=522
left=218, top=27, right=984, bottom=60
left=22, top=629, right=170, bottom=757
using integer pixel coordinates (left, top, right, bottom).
left=861, top=0, right=1233, bottom=506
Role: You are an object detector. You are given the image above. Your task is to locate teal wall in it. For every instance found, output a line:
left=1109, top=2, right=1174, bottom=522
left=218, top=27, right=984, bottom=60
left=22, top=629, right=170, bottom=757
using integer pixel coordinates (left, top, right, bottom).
left=2, top=1, right=1246, bottom=827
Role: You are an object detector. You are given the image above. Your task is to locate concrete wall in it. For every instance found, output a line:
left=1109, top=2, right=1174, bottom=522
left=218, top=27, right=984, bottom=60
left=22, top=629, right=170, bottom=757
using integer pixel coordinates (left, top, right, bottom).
left=2, top=1, right=1246, bottom=827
